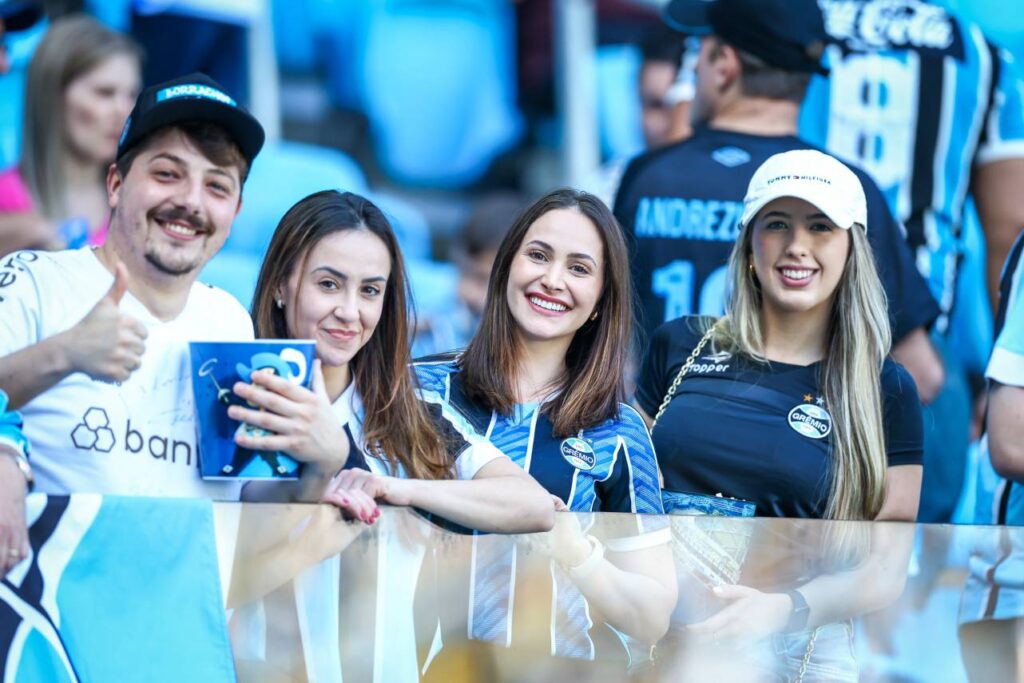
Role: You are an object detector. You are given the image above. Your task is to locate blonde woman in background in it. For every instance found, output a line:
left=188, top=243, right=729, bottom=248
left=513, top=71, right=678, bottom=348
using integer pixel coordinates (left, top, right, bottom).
left=0, top=14, right=141, bottom=255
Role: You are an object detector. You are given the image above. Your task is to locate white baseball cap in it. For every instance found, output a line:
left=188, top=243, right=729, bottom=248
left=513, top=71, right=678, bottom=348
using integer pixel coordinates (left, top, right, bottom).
left=740, top=150, right=867, bottom=231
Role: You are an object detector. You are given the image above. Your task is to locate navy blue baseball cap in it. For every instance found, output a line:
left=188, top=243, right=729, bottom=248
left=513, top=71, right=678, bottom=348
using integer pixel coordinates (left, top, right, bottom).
left=663, top=0, right=715, bottom=35
left=117, top=72, right=265, bottom=167
left=0, top=0, right=43, bottom=31
left=664, top=0, right=828, bottom=75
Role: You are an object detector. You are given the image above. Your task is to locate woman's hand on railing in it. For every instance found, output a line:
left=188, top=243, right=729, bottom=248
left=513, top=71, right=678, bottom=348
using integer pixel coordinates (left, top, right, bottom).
left=319, top=468, right=394, bottom=524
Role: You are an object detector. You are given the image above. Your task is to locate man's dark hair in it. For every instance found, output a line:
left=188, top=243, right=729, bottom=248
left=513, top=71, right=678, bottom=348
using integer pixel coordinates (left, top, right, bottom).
left=640, top=25, right=685, bottom=66
left=710, top=37, right=816, bottom=104
left=115, top=121, right=250, bottom=186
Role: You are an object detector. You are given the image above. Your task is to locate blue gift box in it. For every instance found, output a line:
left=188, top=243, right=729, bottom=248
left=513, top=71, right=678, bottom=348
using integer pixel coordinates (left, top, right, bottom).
left=189, top=340, right=315, bottom=480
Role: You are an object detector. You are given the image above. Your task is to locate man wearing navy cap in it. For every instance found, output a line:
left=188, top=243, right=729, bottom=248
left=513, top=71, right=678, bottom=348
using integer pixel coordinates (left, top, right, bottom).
left=614, top=0, right=944, bottom=403
left=0, top=73, right=263, bottom=500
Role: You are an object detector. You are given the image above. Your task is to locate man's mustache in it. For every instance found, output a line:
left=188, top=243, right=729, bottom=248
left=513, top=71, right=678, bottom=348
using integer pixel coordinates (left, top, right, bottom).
left=150, top=207, right=208, bottom=233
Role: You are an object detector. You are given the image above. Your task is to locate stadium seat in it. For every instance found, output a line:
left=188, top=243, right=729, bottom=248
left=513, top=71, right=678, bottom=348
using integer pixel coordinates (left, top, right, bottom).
left=224, top=140, right=368, bottom=257
left=199, top=251, right=263, bottom=311
left=357, top=0, right=523, bottom=187
left=406, top=258, right=458, bottom=319
left=270, top=0, right=319, bottom=74
left=315, top=0, right=370, bottom=110
left=369, top=191, right=432, bottom=262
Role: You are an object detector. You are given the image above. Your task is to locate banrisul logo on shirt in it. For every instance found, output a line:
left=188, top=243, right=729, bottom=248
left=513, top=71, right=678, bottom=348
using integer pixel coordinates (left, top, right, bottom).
left=560, top=437, right=596, bottom=471
left=787, top=398, right=832, bottom=440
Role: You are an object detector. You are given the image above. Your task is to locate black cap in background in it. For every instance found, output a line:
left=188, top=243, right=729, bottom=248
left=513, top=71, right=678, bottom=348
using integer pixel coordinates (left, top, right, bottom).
left=664, top=0, right=829, bottom=74
left=0, top=0, right=44, bottom=31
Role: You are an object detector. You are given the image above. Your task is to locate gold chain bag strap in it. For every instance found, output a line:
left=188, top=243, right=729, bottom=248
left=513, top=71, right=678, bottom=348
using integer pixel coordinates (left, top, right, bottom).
left=651, top=326, right=716, bottom=431
left=650, top=325, right=750, bottom=587
left=795, top=627, right=821, bottom=683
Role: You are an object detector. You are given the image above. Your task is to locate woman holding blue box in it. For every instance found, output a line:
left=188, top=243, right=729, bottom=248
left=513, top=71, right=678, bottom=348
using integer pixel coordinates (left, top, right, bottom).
left=234, top=190, right=552, bottom=534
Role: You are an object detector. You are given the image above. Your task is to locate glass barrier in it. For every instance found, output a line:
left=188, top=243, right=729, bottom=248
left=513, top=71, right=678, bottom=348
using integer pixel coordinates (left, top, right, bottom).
left=2, top=496, right=1022, bottom=682
left=220, top=505, right=1024, bottom=683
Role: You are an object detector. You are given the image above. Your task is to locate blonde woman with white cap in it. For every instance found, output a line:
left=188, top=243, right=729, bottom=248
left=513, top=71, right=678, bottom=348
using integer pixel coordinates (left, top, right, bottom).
left=637, top=148, right=923, bottom=523
left=635, top=149, right=923, bottom=677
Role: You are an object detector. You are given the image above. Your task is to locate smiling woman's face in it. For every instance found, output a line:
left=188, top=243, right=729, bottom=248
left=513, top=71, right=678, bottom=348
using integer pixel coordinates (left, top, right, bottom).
left=505, top=208, right=605, bottom=347
left=279, top=229, right=392, bottom=368
left=750, top=196, right=851, bottom=319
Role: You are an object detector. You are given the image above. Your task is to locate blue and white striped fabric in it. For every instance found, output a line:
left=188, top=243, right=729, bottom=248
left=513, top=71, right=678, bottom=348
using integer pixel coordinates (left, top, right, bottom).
left=962, top=232, right=1024, bottom=624
left=0, top=391, right=28, bottom=460
left=974, top=232, right=1024, bottom=528
left=800, top=0, right=1024, bottom=330
left=414, top=358, right=663, bottom=518
left=414, top=357, right=665, bottom=661
left=1, top=495, right=235, bottom=682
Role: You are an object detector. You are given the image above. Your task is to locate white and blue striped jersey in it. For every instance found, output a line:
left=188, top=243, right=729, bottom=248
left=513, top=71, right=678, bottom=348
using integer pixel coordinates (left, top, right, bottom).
left=332, top=380, right=506, bottom=484
left=961, top=231, right=1024, bottom=624
left=980, top=231, right=1024, bottom=527
left=412, top=356, right=666, bottom=663
left=800, top=0, right=1024, bottom=330
left=412, top=357, right=664, bottom=517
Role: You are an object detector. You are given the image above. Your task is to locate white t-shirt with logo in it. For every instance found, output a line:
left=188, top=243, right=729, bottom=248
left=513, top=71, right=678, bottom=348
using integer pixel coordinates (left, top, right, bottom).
left=0, top=248, right=254, bottom=499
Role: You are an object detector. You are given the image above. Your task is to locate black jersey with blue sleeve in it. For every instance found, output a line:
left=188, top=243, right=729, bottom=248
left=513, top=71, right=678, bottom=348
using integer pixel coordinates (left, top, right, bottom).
left=613, top=128, right=940, bottom=346
left=636, top=316, right=923, bottom=519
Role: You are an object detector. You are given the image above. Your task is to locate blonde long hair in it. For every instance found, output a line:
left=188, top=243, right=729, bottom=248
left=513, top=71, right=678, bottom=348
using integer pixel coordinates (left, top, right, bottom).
left=711, top=219, right=891, bottom=520
left=21, top=15, right=141, bottom=221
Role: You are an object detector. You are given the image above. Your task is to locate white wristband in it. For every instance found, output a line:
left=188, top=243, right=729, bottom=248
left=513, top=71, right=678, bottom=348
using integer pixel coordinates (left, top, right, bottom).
left=566, top=535, right=605, bottom=583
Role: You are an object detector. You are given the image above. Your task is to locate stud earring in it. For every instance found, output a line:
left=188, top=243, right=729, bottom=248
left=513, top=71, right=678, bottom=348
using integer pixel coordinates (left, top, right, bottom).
left=275, top=299, right=284, bottom=309
left=590, top=310, right=599, bottom=322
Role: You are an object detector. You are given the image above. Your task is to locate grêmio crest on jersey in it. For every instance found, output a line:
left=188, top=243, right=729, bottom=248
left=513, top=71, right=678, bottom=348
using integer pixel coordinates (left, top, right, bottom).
left=821, top=0, right=965, bottom=60
left=787, top=396, right=833, bottom=440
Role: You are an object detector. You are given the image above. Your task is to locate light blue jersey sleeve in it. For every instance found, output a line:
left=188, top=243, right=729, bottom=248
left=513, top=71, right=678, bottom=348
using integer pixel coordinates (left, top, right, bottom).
left=0, top=390, right=29, bottom=458
left=987, top=235, right=1024, bottom=385
left=977, top=48, right=1024, bottom=165
left=595, top=405, right=665, bottom=516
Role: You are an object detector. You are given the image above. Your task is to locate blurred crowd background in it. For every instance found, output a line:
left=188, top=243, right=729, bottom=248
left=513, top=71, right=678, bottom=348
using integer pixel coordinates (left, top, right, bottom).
left=4, top=3, right=1024, bottom=679
left=1, top=0, right=1020, bottom=348
left=1, top=0, right=1023, bottom=501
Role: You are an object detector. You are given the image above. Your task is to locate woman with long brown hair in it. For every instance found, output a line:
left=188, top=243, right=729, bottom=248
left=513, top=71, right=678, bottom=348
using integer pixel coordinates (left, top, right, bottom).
left=233, top=190, right=552, bottom=534
left=412, top=188, right=676, bottom=651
